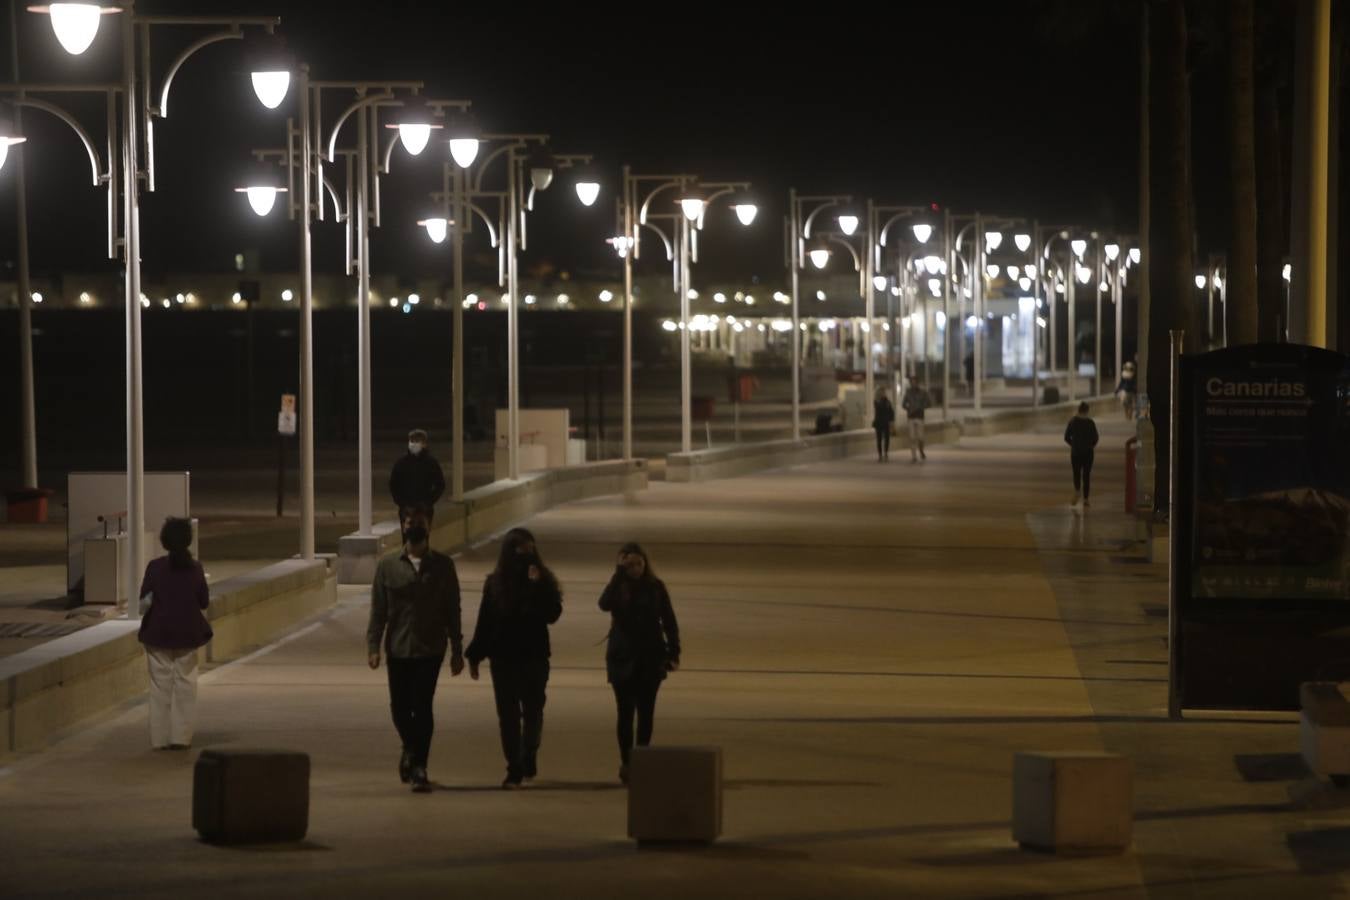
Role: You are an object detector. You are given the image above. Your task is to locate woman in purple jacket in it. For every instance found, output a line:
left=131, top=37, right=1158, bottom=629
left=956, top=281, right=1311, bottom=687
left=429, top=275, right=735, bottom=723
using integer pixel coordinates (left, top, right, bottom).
left=138, top=518, right=213, bottom=749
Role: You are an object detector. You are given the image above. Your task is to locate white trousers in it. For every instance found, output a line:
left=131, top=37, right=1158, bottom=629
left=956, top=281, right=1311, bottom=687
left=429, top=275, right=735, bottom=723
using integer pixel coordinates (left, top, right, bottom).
left=146, top=646, right=199, bottom=748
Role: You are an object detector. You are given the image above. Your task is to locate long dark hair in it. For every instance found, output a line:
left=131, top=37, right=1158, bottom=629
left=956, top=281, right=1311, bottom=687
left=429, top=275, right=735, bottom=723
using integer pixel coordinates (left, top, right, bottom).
left=619, top=541, right=656, bottom=582
left=160, top=517, right=195, bottom=571
left=492, top=527, right=558, bottom=605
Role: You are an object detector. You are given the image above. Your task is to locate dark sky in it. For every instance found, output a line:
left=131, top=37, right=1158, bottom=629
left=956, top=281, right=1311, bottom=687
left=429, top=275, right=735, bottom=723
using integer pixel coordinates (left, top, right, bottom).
left=0, top=0, right=1158, bottom=287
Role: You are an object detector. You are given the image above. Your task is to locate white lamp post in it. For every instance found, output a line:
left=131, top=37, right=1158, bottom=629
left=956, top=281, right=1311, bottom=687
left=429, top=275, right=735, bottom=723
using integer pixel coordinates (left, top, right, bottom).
left=19, top=1, right=283, bottom=612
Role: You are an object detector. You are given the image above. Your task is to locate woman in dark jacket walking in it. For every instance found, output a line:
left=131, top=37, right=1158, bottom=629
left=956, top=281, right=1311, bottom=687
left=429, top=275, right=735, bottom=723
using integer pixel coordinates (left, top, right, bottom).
left=599, top=543, right=680, bottom=784
left=466, top=527, right=563, bottom=788
left=872, top=387, right=896, bottom=462
left=137, top=517, right=213, bottom=750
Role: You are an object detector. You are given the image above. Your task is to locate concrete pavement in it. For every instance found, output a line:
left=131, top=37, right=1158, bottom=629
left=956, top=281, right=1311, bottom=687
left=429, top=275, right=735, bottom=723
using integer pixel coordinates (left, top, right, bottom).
left=2, top=415, right=1345, bottom=898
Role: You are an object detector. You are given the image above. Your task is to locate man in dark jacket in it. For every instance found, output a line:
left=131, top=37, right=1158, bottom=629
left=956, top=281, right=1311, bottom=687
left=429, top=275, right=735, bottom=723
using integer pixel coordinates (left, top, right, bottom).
left=1064, top=401, right=1100, bottom=508
left=367, top=508, right=463, bottom=792
left=389, top=429, right=446, bottom=522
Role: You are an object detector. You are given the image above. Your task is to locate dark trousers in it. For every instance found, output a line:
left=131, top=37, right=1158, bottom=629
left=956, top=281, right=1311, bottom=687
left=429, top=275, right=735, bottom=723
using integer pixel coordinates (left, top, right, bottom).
left=386, top=655, right=443, bottom=768
left=1072, top=451, right=1094, bottom=499
left=489, top=658, right=549, bottom=779
left=613, top=674, right=663, bottom=765
left=874, top=426, right=890, bottom=457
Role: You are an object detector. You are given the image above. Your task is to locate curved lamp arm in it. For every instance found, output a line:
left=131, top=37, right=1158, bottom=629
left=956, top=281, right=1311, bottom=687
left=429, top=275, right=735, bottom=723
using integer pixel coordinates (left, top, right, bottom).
left=468, top=201, right=500, bottom=248
left=695, top=186, right=735, bottom=231
left=321, top=172, right=345, bottom=221
left=802, top=200, right=843, bottom=239
left=826, top=235, right=862, bottom=272
left=470, top=140, right=524, bottom=194
left=156, top=29, right=242, bottom=118
left=327, top=92, right=393, bottom=163
left=641, top=220, right=675, bottom=262
left=10, top=96, right=105, bottom=186
left=638, top=180, right=681, bottom=227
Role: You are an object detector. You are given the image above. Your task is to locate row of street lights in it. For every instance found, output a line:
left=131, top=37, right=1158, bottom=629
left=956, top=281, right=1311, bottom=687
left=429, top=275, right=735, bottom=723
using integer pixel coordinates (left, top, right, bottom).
left=3, top=4, right=1145, bottom=615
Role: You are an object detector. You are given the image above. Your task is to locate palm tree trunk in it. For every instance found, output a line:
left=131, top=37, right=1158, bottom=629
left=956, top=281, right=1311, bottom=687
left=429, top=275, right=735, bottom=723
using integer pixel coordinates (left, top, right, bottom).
left=1148, top=0, right=1196, bottom=516
left=1256, top=78, right=1287, bottom=341
left=1228, top=0, right=1260, bottom=344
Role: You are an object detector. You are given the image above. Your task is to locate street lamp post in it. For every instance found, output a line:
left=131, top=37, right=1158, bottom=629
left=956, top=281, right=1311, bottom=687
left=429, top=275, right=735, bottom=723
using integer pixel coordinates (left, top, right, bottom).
left=623, top=173, right=750, bottom=453
left=788, top=191, right=850, bottom=439
left=14, top=1, right=281, bottom=614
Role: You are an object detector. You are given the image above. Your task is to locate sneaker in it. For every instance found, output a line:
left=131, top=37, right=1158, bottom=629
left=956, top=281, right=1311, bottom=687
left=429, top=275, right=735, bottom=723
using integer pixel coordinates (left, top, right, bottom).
left=399, top=749, right=413, bottom=784
left=501, top=776, right=523, bottom=790
left=410, top=767, right=431, bottom=793
left=1083, top=498, right=1091, bottom=508
left=1072, top=491, right=1081, bottom=506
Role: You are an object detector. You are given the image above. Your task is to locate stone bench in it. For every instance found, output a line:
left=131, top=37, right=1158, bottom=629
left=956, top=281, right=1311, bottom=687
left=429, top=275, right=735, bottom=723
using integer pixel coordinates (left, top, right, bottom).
left=193, top=748, right=310, bottom=844
left=1012, top=751, right=1132, bottom=853
left=628, top=746, right=722, bottom=844
left=1300, top=682, right=1350, bottom=786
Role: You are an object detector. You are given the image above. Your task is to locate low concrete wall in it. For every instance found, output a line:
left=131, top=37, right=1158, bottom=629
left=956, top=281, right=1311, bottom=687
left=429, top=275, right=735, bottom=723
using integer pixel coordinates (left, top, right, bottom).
left=667, top=421, right=960, bottom=483
left=956, top=396, right=1119, bottom=438
left=665, top=397, right=1119, bottom=483
left=0, top=559, right=335, bottom=756
left=338, top=459, right=649, bottom=584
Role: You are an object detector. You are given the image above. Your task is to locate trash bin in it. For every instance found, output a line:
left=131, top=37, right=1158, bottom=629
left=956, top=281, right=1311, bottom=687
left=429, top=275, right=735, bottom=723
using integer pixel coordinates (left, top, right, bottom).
left=1124, top=437, right=1138, bottom=515
left=5, top=488, right=54, bottom=524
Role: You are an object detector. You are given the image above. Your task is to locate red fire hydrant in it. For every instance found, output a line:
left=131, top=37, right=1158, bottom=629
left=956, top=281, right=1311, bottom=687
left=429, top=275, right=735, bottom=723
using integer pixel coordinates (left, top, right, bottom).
left=1124, top=437, right=1138, bottom=514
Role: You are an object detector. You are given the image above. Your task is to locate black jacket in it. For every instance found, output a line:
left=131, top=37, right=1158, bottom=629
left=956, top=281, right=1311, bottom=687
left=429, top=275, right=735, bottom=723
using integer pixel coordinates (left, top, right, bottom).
left=366, top=550, right=462, bottom=658
left=465, top=570, right=563, bottom=664
left=1064, top=415, right=1100, bottom=456
left=599, top=572, right=680, bottom=684
left=872, top=398, right=895, bottom=429
left=389, top=451, right=446, bottom=511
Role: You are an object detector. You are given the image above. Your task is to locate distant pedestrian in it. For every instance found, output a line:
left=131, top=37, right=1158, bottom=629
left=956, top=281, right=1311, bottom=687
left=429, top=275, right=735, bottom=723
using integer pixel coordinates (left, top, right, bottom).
left=599, top=543, right=680, bottom=785
left=389, top=429, right=446, bottom=524
left=1115, top=360, right=1137, bottom=420
left=872, top=387, right=895, bottom=461
left=1064, top=401, right=1100, bottom=508
left=466, top=527, right=563, bottom=788
left=367, top=508, right=463, bottom=793
left=902, top=375, right=931, bottom=463
left=964, top=353, right=975, bottom=387
left=137, top=517, right=213, bottom=751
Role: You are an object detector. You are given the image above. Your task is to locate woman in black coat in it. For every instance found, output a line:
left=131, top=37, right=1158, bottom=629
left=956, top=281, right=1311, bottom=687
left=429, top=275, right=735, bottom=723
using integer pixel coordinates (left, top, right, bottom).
left=599, top=542, right=680, bottom=784
left=466, top=527, right=563, bottom=788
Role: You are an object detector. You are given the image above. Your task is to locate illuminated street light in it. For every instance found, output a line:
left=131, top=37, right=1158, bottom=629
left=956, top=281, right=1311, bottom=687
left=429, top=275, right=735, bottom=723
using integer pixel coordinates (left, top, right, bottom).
left=912, top=223, right=933, bottom=244
left=0, top=111, right=27, bottom=173
left=388, top=95, right=440, bottom=156
left=872, top=275, right=888, bottom=291
left=1014, top=233, right=1031, bottom=253
left=246, top=31, right=292, bottom=109
left=1104, top=242, right=1120, bottom=262
left=235, top=163, right=287, bottom=217
left=30, top=2, right=120, bottom=56
left=1195, top=274, right=1207, bottom=290
left=446, top=113, right=480, bottom=168
left=984, top=231, right=1003, bottom=251
left=837, top=213, right=860, bottom=236
left=1071, top=238, right=1087, bottom=259
left=418, top=216, right=449, bottom=244
left=1129, top=247, right=1142, bottom=265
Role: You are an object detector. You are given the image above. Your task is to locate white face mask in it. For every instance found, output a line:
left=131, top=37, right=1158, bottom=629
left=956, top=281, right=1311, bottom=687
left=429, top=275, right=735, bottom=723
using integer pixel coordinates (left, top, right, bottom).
left=409, top=442, right=424, bottom=455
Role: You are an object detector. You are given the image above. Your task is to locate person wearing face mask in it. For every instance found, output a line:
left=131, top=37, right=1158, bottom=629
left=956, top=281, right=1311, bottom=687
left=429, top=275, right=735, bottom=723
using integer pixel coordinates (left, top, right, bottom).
left=367, top=508, right=464, bottom=793
left=465, top=527, right=563, bottom=788
left=599, top=543, right=680, bottom=785
left=389, top=429, right=446, bottom=524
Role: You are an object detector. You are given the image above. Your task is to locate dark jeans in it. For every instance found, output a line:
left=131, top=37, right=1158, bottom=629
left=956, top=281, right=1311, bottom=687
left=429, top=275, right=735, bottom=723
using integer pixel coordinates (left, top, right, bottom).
left=386, top=655, right=443, bottom=768
left=874, top=426, right=890, bottom=457
left=613, top=674, right=663, bottom=766
left=489, top=658, right=550, bottom=779
left=1072, top=451, right=1094, bottom=499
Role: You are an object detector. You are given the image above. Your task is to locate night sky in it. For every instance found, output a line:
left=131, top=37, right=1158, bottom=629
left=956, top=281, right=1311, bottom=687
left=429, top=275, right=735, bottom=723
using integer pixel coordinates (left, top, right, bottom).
left=0, top=1, right=1206, bottom=290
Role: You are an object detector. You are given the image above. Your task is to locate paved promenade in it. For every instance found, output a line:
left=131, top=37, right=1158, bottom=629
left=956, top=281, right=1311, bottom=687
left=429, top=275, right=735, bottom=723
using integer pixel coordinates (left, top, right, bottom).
left=3, top=416, right=1344, bottom=898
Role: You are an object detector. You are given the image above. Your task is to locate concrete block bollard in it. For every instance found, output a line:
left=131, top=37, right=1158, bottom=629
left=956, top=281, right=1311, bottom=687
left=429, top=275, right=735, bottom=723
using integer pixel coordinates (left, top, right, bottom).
left=192, top=748, right=310, bottom=844
left=628, top=746, right=722, bottom=844
left=1013, top=751, right=1132, bottom=853
left=1300, top=682, right=1350, bottom=785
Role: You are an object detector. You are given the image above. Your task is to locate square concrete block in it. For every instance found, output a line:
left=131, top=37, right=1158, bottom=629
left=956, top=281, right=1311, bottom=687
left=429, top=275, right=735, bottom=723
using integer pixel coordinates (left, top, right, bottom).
left=1013, top=751, right=1132, bottom=852
left=628, top=746, right=722, bottom=843
left=1300, top=683, right=1350, bottom=778
left=193, top=748, right=310, bottom=844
